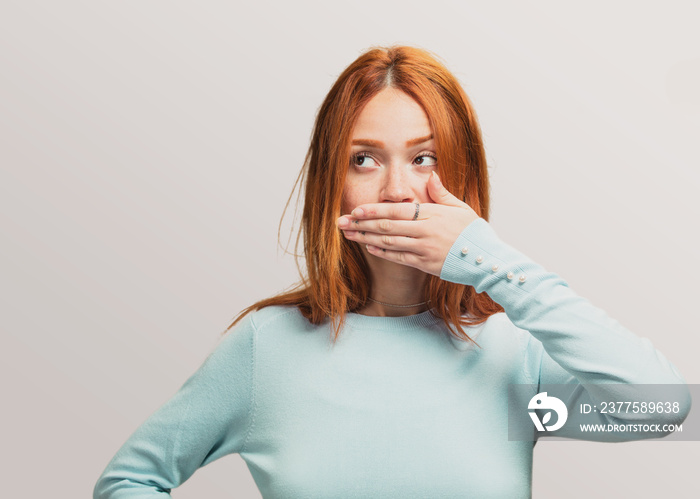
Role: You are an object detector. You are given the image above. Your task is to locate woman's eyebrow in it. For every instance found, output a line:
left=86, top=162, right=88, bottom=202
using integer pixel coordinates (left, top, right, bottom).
left=351, top=133, right=433, bottom=148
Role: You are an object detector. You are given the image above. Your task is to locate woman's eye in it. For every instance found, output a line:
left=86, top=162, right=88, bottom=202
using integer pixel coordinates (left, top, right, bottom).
left=414, top=153, right=437, bottom=167
left=351, top=153, right=378, bottom=168
left=350, top=152, right=437, bottom=168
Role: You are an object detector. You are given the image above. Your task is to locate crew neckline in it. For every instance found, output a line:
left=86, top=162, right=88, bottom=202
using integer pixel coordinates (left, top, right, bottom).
left=343, top=308, right=442, bottom=332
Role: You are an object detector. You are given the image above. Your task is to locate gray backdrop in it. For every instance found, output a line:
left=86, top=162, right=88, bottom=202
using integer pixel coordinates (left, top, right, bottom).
left=2, top=1, right=698, bottom=497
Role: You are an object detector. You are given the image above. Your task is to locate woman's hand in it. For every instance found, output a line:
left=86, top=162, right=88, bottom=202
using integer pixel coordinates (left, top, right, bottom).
left=336, top=171, right=481, bottom=277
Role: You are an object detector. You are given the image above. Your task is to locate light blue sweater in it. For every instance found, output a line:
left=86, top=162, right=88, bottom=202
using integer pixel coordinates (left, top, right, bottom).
left=94, top=218, right=690, bottom=498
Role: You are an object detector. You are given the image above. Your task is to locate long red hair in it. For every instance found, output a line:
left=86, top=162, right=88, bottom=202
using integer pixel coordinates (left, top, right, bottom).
left=224, top=45, right=503, bottom=344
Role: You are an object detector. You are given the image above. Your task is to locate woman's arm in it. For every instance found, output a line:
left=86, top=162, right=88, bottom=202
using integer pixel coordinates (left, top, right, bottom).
left=93, top=315, right=256, bottom=498
left=441, top=217, right=691, bottom=440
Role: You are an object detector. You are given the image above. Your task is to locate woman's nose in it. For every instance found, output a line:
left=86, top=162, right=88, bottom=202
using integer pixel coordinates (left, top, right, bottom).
left=380, top=166, right=414, bottom=203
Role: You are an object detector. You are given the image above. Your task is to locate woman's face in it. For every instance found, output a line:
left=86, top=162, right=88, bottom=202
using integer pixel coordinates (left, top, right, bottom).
left=341, top=87, right=437, bottom=216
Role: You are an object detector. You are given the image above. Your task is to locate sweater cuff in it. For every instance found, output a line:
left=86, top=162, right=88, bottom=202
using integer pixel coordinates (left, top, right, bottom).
left=439, top=217, right=540, bottom=294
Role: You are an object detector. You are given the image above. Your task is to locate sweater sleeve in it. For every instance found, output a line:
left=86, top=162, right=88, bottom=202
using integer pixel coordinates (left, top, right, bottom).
left=440, top=217, right=691, bottom=440
left=93, top=314, right=256, bottom=498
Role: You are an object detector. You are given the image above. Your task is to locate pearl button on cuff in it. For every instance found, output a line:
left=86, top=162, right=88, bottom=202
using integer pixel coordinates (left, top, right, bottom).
left=519, top=274, right=527, bottom=283
left=475, top=255, right=484, bottom=264
left=461, top=247, right=469, bottom=255
left=491, top=264, right=499, bottom=272
left=506, top=272, right=514, bottom=280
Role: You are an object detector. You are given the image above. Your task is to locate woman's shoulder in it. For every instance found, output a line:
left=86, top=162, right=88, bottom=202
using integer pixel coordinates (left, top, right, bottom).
left=241, top=304, right=312, bottom=333
left=254, top=303, right=302, bottom=322
left=463, top=311, right=534, bottom=350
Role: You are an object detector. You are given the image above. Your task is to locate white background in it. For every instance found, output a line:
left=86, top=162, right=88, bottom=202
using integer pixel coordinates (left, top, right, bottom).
left=1, top=1, right=699, bottom=497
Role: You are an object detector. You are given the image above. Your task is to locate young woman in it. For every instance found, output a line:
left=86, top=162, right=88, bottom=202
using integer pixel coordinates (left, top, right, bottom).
left=94, top=45, right=690, bottom=498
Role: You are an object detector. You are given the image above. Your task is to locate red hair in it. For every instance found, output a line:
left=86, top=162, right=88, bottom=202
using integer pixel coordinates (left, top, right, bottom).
left=224, top=45, right=503, bottom=344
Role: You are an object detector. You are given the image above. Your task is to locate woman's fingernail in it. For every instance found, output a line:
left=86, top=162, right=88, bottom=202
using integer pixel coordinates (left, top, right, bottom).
left=352, top=207, right=364, bottom=217
left=432, top=171, right=441, bottom=183
left=336, top=217, right=349, bottom=227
